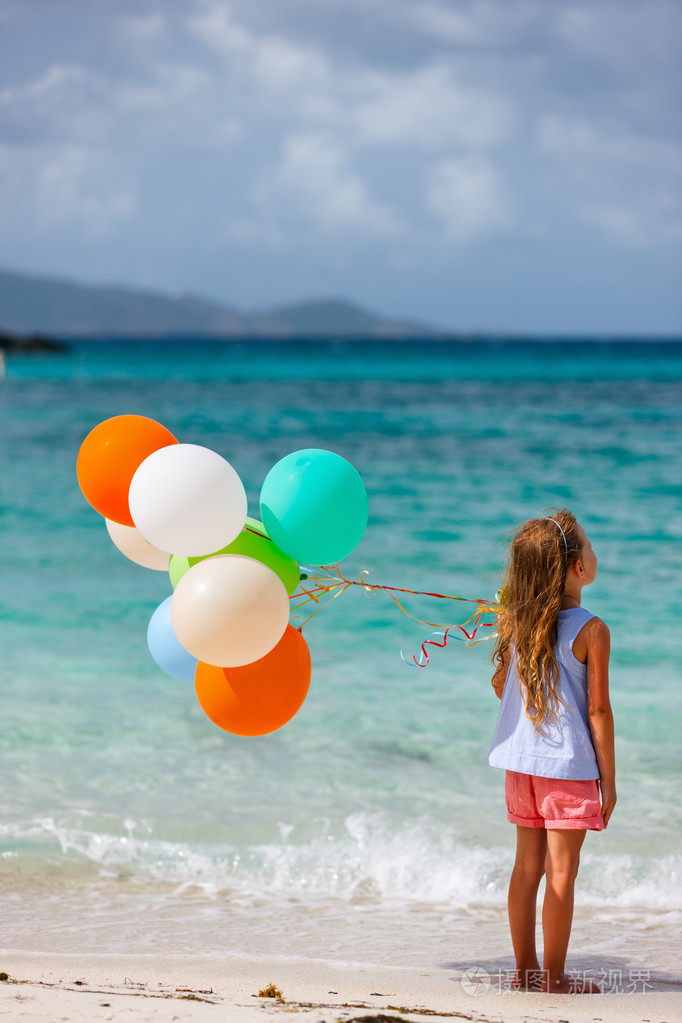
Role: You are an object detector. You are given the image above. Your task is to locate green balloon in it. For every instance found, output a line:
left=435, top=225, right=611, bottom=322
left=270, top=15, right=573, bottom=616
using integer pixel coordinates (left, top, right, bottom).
left=169, top=553, right=193, bottom=588
left=168, top=516, right=300, bottom=595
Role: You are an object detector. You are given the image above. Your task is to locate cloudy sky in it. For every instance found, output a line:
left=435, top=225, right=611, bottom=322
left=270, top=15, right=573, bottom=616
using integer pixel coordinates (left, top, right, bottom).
left=1, top=0, right=680, bottom=333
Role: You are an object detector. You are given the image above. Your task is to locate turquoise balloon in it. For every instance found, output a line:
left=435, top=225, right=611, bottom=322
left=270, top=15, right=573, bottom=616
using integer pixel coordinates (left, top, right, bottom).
left=259, top=449, right=368, bottom=565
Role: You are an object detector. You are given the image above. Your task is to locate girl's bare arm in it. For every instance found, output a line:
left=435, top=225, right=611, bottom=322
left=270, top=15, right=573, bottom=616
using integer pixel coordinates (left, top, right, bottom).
left=585, top=617, right=617, bottom=826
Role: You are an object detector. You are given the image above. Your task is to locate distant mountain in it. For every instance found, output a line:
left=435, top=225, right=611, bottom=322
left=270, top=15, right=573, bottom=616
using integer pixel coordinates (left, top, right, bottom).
left=247, top=297, right=431, bottom=338
left=0, top=268, right=439, bottom=338
left=0, top=269, right=243, bottom=337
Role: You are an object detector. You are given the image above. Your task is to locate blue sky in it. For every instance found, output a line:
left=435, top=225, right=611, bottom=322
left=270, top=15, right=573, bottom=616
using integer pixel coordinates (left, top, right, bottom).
left=1, top=0, right=680, bottom=334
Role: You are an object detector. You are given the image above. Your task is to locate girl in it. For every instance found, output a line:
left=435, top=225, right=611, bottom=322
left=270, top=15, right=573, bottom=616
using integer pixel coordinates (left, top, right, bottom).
left=488, top=510, right=616, bottom=994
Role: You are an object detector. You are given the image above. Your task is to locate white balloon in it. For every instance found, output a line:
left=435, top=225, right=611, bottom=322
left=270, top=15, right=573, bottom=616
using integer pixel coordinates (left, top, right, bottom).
left=105, top=518, right=170, bottom=571
left=129, top=444, right=247, bottom=557
left=171, top=555, right=290, bottom=667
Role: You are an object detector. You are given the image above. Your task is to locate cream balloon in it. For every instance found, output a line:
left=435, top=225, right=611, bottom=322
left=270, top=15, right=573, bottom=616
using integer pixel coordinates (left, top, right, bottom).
left=171, top=554, right=290, bottom=667
left=105, top=518, right=171, bottom=571
left=129, top=443, right=247, bottom=557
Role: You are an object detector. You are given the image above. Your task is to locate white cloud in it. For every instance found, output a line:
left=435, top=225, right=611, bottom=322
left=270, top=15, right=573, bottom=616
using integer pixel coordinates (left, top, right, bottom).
left=0, top=50, right=226, bottom=240
left=120, top=12, right=167, bottom=43
left=0, top=143, right=136, bottom=237
left=253, top=133, right=403, bottom=240
left=183, top=2, right=513, bottom=243
left=115, top=63, right=207, bottom=112
left=579, top=200, right=682, bottom=245
left=537, top=116, right=682, bottom=244
left=38, top=151, right=136, bottom=233
left=406, top=3, right=487, bottom=45
left=0, top=64, right=89, bottom=106
left=186, top=4, right=512, bottom=151
left=187, top=2, right=330, bottom=94
left=557, top=0, right=682, bottom=70
left=346, top=65, right=512, bottom=151
left=425, top=155, right=511, bottom=240
left=406, top=0, right=553, bottom=47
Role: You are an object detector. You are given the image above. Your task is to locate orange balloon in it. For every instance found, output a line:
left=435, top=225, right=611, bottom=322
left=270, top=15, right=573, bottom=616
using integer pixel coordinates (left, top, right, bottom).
left=77, top=415, right=178, bottom=526
left=195, top=626, right=311, bottom=736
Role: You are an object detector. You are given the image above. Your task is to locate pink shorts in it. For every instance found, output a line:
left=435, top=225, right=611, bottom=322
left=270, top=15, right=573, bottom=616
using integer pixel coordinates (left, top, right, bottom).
left=505, top=770, right=604, bottom=831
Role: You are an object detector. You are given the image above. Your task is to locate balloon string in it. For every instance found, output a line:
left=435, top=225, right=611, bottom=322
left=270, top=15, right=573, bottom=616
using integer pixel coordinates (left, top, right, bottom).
left=290, top=563, right=502, bottom=649
left=401, top=609, right=498, bottom=669
left=290, top=581, right=351, bottom=629
left=294, top=564, right=496, bottom=609
left=402, top=628, right=451, bottom=668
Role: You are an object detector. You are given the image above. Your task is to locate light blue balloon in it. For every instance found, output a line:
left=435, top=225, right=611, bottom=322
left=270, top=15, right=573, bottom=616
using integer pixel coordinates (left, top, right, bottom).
left=147, top=595, right=198, bottom=683
left=260, top=448, right=368, bottom=565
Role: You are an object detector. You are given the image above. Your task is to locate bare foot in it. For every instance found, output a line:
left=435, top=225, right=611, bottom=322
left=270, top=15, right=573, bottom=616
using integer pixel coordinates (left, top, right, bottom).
left=541, top=972, right=601, bottom=994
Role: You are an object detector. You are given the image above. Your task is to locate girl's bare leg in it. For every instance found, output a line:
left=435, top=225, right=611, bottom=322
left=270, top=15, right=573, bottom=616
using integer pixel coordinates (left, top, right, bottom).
left=542, top=829, right=599, bottom=993
left=508, top=825, right=546, bottom=989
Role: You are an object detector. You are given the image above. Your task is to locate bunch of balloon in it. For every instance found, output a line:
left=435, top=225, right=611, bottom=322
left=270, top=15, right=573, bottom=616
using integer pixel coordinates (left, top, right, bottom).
left=77, top=418, right=368, bottom=737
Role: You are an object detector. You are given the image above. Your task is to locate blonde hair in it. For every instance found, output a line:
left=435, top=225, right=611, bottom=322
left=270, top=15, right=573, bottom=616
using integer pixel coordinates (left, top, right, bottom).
left=492, top=509, right=583, bottom=728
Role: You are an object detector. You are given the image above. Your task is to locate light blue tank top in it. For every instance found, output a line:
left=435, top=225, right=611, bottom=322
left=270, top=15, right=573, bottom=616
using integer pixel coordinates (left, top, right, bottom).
left=487, top=607, right=600, bottom=780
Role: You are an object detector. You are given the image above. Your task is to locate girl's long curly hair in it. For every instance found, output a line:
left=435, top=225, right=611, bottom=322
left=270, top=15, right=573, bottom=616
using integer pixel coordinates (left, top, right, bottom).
left=492, top=509, right=583, bottom=728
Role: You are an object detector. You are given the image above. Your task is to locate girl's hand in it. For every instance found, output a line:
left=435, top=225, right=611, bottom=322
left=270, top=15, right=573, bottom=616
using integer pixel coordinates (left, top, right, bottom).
left=599, top=779, right=617, bottom=827
left=491, top=642, right=510, bottom=700
left=491, top=668, right=506, bottom=699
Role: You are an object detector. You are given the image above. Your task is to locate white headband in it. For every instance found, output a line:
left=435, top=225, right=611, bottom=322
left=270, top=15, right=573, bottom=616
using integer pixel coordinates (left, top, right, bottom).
left=543, top=517, right=568, bottom=560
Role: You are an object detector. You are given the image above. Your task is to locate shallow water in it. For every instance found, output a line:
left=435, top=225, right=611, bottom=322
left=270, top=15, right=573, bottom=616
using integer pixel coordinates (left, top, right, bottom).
left=1, top=339, right=681, bottom=982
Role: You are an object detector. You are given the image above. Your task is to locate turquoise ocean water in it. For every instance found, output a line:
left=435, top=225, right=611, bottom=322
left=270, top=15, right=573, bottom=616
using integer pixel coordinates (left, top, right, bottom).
left=1, top=340, right=681, bottom=984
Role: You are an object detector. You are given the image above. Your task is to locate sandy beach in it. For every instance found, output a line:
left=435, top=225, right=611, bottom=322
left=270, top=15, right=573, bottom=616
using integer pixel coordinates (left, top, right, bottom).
left=1, top=953, right=679, bottom=1023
